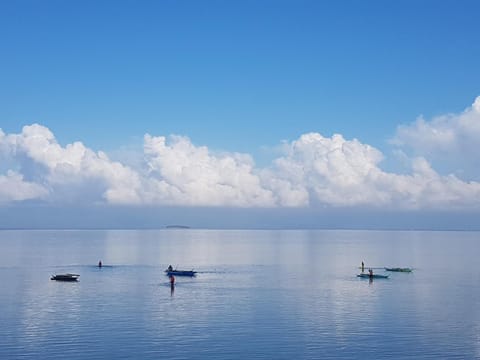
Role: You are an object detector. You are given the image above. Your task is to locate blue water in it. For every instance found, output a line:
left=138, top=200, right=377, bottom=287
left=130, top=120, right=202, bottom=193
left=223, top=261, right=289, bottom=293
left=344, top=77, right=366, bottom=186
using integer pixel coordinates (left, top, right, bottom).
left=1, top=230, right=479, bottom=359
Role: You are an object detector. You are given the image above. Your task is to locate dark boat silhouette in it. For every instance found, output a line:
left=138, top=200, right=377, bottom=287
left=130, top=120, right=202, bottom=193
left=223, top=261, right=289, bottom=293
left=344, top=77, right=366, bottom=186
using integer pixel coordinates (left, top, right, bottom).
left=51, top=273, right=80, bottom=281
left=165, top=269, right=196, bottom=277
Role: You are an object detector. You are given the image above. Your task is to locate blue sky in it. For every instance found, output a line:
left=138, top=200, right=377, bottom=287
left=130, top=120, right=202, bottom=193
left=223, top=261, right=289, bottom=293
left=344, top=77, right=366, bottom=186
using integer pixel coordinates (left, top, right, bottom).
left=1, top=1, right=480, bottom=228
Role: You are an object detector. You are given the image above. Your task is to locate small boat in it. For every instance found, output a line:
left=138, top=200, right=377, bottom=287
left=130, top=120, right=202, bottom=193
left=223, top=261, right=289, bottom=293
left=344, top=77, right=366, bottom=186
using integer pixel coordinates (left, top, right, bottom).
left=357, top=273, right=389, bottom=279
left=165, top=269, right=197, bottom=277
left=385, top=267, right=413, bottom=272
left=51, top=273, right=80, bottom=281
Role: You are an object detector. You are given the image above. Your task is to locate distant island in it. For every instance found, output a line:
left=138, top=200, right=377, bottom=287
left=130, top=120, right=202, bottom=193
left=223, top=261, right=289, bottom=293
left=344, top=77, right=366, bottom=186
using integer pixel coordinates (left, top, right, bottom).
left=165, top=225, right=191, bottom=229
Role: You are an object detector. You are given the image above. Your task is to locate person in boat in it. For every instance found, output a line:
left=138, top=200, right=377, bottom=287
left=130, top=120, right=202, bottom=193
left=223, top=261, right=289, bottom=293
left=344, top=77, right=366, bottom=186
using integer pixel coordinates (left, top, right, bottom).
left=361, top=261, right=365, bottom=273
left=167, top=265, right=173, bottom=272
left=368, top=269, right=373, bottom=278
left=98, top=260, right=102, bottom=268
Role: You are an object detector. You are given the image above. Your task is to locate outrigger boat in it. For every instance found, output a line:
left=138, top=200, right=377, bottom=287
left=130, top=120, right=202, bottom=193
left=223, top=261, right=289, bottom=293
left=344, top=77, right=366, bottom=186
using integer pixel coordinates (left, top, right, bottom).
left=165, top=269, right=197, bottom=277
left=385, top=267, right=413, bottom=272
left=51, top=273, right=80, bottom=281
left=357, top=273, right=389, bottom=279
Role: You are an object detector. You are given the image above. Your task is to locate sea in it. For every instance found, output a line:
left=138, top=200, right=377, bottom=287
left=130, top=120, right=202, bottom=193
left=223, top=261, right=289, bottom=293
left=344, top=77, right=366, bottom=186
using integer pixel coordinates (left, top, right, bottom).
left=0, top=229, right=479, bottom=359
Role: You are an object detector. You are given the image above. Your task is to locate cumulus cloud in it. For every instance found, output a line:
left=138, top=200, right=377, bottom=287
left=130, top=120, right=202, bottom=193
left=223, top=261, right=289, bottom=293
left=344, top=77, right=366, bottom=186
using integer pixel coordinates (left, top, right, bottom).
left=267, top=133, right=386, bottom=206
left=391, top=96, right=480, bottom=179
left=2, top=108, right=480, bottom=210
left=0, top=170, right=48, bottom=202
left=0, top=124, right=142, bottom=204
left=264, top=132, right=480, bottom=209
left=142, top=134, right=276, bottom=206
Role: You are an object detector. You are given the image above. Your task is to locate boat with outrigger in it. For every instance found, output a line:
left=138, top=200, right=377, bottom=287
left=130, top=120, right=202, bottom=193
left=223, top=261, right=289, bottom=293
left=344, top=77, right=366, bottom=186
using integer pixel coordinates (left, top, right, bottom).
left=357, top=267, right=389, bottom=279
left=357, top=273, right=389, bottom=279
left=51, top=273, right=80, bottom=281
left=165, top=265, right=197, bottom=277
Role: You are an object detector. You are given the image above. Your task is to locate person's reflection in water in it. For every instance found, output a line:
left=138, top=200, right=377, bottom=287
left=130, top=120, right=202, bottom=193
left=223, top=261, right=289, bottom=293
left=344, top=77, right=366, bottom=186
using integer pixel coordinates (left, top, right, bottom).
left=170, top=275, right=175, bottom=296
left=368, top=269, right=374, bottom=284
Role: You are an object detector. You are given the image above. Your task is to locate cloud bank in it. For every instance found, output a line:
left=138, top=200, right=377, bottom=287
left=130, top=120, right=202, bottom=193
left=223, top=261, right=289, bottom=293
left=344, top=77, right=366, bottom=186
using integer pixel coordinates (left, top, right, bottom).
left=392, top=96, right=480, bottom=180
left=2, top=97, right=480, bottom=210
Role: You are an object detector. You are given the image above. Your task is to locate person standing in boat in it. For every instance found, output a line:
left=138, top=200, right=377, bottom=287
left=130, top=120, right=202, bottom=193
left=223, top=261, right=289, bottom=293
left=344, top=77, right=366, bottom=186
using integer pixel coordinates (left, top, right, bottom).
left=167, top=265, right=173, bottom=271
left=361, top=261, right=364, bottom=273
left=98, top=260, right=102, bottom=268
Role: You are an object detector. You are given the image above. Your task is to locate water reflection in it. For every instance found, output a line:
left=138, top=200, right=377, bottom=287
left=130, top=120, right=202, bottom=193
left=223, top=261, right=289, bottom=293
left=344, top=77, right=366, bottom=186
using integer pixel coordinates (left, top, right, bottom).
left=170, top=277, right=175, bottom=297
left=1, top=230, right=480, bottom=359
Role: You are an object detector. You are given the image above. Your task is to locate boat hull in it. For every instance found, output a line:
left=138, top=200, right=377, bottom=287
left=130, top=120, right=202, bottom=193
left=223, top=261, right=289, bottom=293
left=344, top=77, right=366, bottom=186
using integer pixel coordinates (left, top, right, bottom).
left=165, top=270, right=197, bottom=277
left=51, top=273, right=80, bottom=281
left=357, top=274, right=389, bottom=279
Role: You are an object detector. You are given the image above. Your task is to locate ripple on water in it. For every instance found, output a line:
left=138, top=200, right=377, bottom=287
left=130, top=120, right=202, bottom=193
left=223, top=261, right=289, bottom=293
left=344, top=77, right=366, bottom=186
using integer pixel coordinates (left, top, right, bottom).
left=1, top=230, right=479, bottom=359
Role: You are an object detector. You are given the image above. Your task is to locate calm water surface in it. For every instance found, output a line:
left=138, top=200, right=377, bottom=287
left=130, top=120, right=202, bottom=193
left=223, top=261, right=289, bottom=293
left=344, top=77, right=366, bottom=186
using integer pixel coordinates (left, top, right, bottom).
left=1, top=230, right=479, bottom=359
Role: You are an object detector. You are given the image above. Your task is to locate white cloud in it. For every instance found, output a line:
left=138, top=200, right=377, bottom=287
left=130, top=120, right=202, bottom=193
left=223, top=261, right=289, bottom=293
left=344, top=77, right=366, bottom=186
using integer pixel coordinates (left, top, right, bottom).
left=2, top=105, right=480, bottom=210
left=0, top=170, right=48, bottom=202
left=267, top=132, right=480, bottom=209
left=1, top=124, right=143, bottom=204
left=142, top=134, right=276, bottom=206
left=391, top=96, right=480, bottom=179
left=268, top=133, right=386, bottom=206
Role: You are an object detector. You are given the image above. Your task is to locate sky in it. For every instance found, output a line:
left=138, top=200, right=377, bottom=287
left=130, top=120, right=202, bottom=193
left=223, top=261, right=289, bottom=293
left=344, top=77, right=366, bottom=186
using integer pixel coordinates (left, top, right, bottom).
left=1, top=0, right=480, bottom=229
